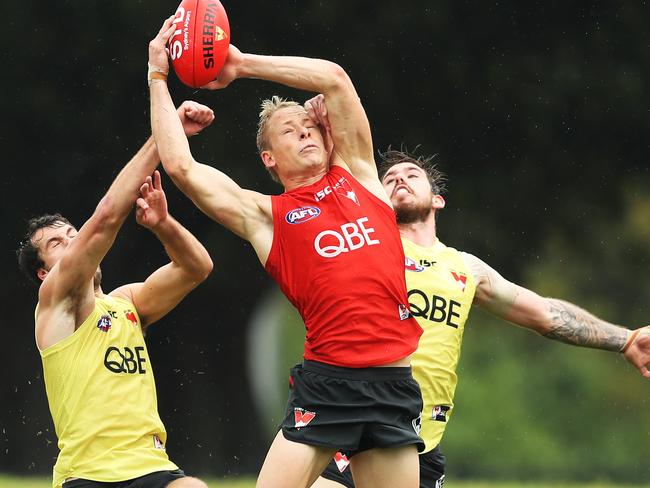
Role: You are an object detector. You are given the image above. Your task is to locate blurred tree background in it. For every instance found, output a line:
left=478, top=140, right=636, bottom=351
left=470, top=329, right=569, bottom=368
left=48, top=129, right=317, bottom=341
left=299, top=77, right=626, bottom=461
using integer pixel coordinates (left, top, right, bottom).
left=1, top=0, right=648, bottom=483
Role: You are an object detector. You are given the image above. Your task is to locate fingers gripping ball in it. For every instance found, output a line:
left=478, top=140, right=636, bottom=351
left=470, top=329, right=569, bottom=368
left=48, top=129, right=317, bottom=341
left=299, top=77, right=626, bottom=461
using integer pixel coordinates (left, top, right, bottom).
left=169, top=0, right=230, bottom=88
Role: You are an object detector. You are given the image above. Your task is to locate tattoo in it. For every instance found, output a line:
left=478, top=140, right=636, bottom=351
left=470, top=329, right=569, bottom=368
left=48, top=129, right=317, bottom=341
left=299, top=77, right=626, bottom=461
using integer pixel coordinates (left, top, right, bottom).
left=543, top=298, right=627, bottom=352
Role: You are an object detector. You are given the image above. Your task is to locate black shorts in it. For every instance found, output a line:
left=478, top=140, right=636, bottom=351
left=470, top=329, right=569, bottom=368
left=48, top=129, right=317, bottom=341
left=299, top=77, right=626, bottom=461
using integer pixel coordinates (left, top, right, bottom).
left=321, top=446, right=445, bottom=488
left=281, top=361, right=424, bottom=455
left=61, top=469, right=186, bottom=488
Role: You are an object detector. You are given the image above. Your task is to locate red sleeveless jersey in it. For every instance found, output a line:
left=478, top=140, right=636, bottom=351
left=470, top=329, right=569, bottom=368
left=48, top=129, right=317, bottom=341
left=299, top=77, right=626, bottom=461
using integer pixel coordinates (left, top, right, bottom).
left=265, top=165, right=422, bottom=367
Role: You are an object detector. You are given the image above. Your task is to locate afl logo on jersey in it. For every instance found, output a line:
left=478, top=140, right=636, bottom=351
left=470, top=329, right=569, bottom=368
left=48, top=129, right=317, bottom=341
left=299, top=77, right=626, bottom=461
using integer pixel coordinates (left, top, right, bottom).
left=405, top=256, right=425, bottom=272
left=286, top=206, right=321, bottom=224
left=96, top=315, right=112, bottom=332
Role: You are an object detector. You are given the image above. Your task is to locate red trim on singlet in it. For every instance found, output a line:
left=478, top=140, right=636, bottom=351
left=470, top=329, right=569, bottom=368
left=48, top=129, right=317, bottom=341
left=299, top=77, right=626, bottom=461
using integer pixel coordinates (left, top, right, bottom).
left=265, top=165, right=422, bottom=367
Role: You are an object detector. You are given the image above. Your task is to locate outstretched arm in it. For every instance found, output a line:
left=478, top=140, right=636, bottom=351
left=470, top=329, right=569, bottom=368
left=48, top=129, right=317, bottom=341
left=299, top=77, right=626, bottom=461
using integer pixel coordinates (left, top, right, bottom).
left=463, top=252, right=650, bottom=378
left=148, top=19, right=273, bottom=262
left=40, top=97, right=214, bottom=309
left=39, top=137, right=158, bottom=308
left=204, top=45, right=379, bottom=191
left=111, top=171, right=212, bottom=327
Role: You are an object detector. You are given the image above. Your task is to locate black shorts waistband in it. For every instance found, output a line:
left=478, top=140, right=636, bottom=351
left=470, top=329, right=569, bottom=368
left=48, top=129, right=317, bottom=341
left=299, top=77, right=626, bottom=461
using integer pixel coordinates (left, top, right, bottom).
left=303, top=360, right=412, bottom=381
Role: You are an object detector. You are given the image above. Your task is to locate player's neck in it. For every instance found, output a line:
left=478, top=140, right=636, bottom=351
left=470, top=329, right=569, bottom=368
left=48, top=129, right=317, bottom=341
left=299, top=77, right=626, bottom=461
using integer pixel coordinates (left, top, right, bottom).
left=399, top=218, right=438, bottom=248
left=281, top=166, right=327, bottom=191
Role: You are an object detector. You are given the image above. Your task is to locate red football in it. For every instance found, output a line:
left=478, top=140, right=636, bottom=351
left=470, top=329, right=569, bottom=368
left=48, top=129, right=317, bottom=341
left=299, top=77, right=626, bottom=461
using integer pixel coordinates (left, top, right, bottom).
left=169, top=0, right=230, bottom=88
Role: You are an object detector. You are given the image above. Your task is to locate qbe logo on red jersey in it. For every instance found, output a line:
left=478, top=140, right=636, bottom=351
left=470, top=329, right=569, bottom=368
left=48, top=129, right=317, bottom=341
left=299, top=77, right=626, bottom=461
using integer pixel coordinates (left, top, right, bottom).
left=314, top=217, right=380, bottom=258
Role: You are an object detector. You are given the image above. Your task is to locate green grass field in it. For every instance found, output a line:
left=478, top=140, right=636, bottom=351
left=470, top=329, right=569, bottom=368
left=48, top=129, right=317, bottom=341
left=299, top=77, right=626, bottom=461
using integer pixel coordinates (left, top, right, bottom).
left=2, top=476, right=650, bottom=488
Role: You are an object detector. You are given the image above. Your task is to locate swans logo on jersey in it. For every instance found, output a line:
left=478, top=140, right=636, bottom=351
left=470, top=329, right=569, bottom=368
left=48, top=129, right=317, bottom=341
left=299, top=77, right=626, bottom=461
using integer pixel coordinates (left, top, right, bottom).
left=294, top=407, right=316, bottom=429
left=405, top=256, right=425, bottom=272
left=333, top=452, right=350, bottom=473
left=314, top=176, right=360, bottom=206
left=432, top=405, right=450, bottom=422
left=96, top=315, right=112, bottom=332
left=314, top=217, right=380, bottom=258
left=285, top=206, right=321, bottom=224
left=124, top=310, right=138, bottom=326
left=451, top=271, right=467, bottom=292
left=412, top=413, right=422, bottom=435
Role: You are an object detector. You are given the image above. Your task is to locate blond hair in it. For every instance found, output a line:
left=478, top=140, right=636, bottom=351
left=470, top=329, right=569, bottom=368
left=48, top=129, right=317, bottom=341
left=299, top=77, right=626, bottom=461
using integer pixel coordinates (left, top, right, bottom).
left=255, top=96, right=303, bottom=183
left=256, top=96, right=302, bottom=153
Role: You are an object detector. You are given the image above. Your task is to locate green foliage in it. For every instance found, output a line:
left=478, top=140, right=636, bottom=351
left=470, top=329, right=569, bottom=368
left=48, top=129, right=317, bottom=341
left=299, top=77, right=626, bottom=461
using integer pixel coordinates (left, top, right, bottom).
left=444, top=177, right=650, bottom=482
left=0, top=476, right=256, bottom=488
left=0, top=475, right=648, bottom=488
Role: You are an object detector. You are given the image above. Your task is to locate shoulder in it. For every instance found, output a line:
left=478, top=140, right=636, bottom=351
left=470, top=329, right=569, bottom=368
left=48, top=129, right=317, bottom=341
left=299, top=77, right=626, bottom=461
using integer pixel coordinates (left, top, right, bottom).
left=108, top=286, right=138, bottom=308
left=459, top=251, right=487, bottom=280
left=245, top=189, right=273, bottom=218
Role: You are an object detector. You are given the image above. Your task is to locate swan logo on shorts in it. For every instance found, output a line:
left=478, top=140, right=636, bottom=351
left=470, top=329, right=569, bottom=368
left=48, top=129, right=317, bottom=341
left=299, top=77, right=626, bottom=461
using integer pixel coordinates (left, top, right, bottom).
left=286, top=206, right=321, bottom=224
left=405, top=256, right=425, bottom=272
left=294, top=407, right=316, bottom=429
left=333, top=452, right=350, bottom=473
left=96, top=315, right=112, bottom=332
left=412, top=413, right=422, bottom=435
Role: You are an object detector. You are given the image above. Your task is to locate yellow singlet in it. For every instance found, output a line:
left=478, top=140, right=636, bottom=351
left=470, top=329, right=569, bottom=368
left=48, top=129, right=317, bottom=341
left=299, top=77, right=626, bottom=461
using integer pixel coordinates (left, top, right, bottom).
left=403, top=238, right=476, bottom=453
left=39, top=295, right=177, bottom=488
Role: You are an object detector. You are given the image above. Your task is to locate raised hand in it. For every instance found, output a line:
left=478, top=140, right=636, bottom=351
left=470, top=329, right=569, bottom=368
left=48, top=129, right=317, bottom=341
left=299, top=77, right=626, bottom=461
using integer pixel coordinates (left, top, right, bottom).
left=148, top=15, right=176, bottom=77
left=305, top=93, right=334, bottom=158
left=135, top=170, right=168, bottom=230
left=201, top=45, right=243, bottom=90
left=623, top=325, right=650, bottom=379
left=177, top=101, right=215, bottom=137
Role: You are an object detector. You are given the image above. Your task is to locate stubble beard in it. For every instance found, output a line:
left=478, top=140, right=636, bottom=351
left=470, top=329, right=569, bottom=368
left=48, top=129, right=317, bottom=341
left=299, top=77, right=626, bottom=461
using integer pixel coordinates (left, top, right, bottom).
left=395, top=202, right=433, bottom=225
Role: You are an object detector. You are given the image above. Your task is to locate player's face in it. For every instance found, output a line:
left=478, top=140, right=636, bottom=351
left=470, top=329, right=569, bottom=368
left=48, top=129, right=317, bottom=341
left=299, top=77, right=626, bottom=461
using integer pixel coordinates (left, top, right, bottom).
left=382, top=163, right=433, bottom=208
left=33, top=223, right=79, bottom=273
left=382, top=162, right=444, bottom=224
left=33, top=224, right=103, bottom=286
left=264, top=108, right=326, bottom=179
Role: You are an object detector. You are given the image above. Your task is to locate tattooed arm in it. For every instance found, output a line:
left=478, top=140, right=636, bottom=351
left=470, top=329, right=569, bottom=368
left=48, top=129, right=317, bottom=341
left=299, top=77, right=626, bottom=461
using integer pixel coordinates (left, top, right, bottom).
left=462, top=252, right=650, bottom=378
left=543, top=298, right=626, bottom=351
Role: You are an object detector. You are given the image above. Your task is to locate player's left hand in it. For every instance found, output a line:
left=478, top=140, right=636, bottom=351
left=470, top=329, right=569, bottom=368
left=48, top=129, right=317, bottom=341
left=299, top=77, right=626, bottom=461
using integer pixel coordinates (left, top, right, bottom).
left=304, top=94, right=334, bottom=160
left=177, top=100, right=215, bottom=136
left=201, top=45, right=243, bottom=90
left=148, top=15, right=176, bottom=76
left=623, top=325, right=650, bottom=379
left=136, top=170, right=169, bottom=230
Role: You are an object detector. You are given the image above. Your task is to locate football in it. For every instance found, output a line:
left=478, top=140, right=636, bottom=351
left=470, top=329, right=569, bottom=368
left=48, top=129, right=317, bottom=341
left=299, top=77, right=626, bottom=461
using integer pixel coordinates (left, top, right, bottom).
left=169, top=0, right=230, bottom=88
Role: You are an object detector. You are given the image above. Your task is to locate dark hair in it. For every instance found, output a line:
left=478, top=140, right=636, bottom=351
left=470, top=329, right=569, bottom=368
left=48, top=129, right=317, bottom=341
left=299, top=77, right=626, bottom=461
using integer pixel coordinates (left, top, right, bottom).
left=17, top=214, right=73, bottom=285
left=377, top=146, right=447, bottom=195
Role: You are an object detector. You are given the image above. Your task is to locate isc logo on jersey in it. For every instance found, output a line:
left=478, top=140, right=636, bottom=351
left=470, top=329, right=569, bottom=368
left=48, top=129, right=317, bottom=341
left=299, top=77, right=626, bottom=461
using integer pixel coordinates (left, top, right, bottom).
left=314, top=176, right=360, bottom=206
left=286, top=206, right=321, bottom=224
left=314, top=217, right=380, bottom=258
